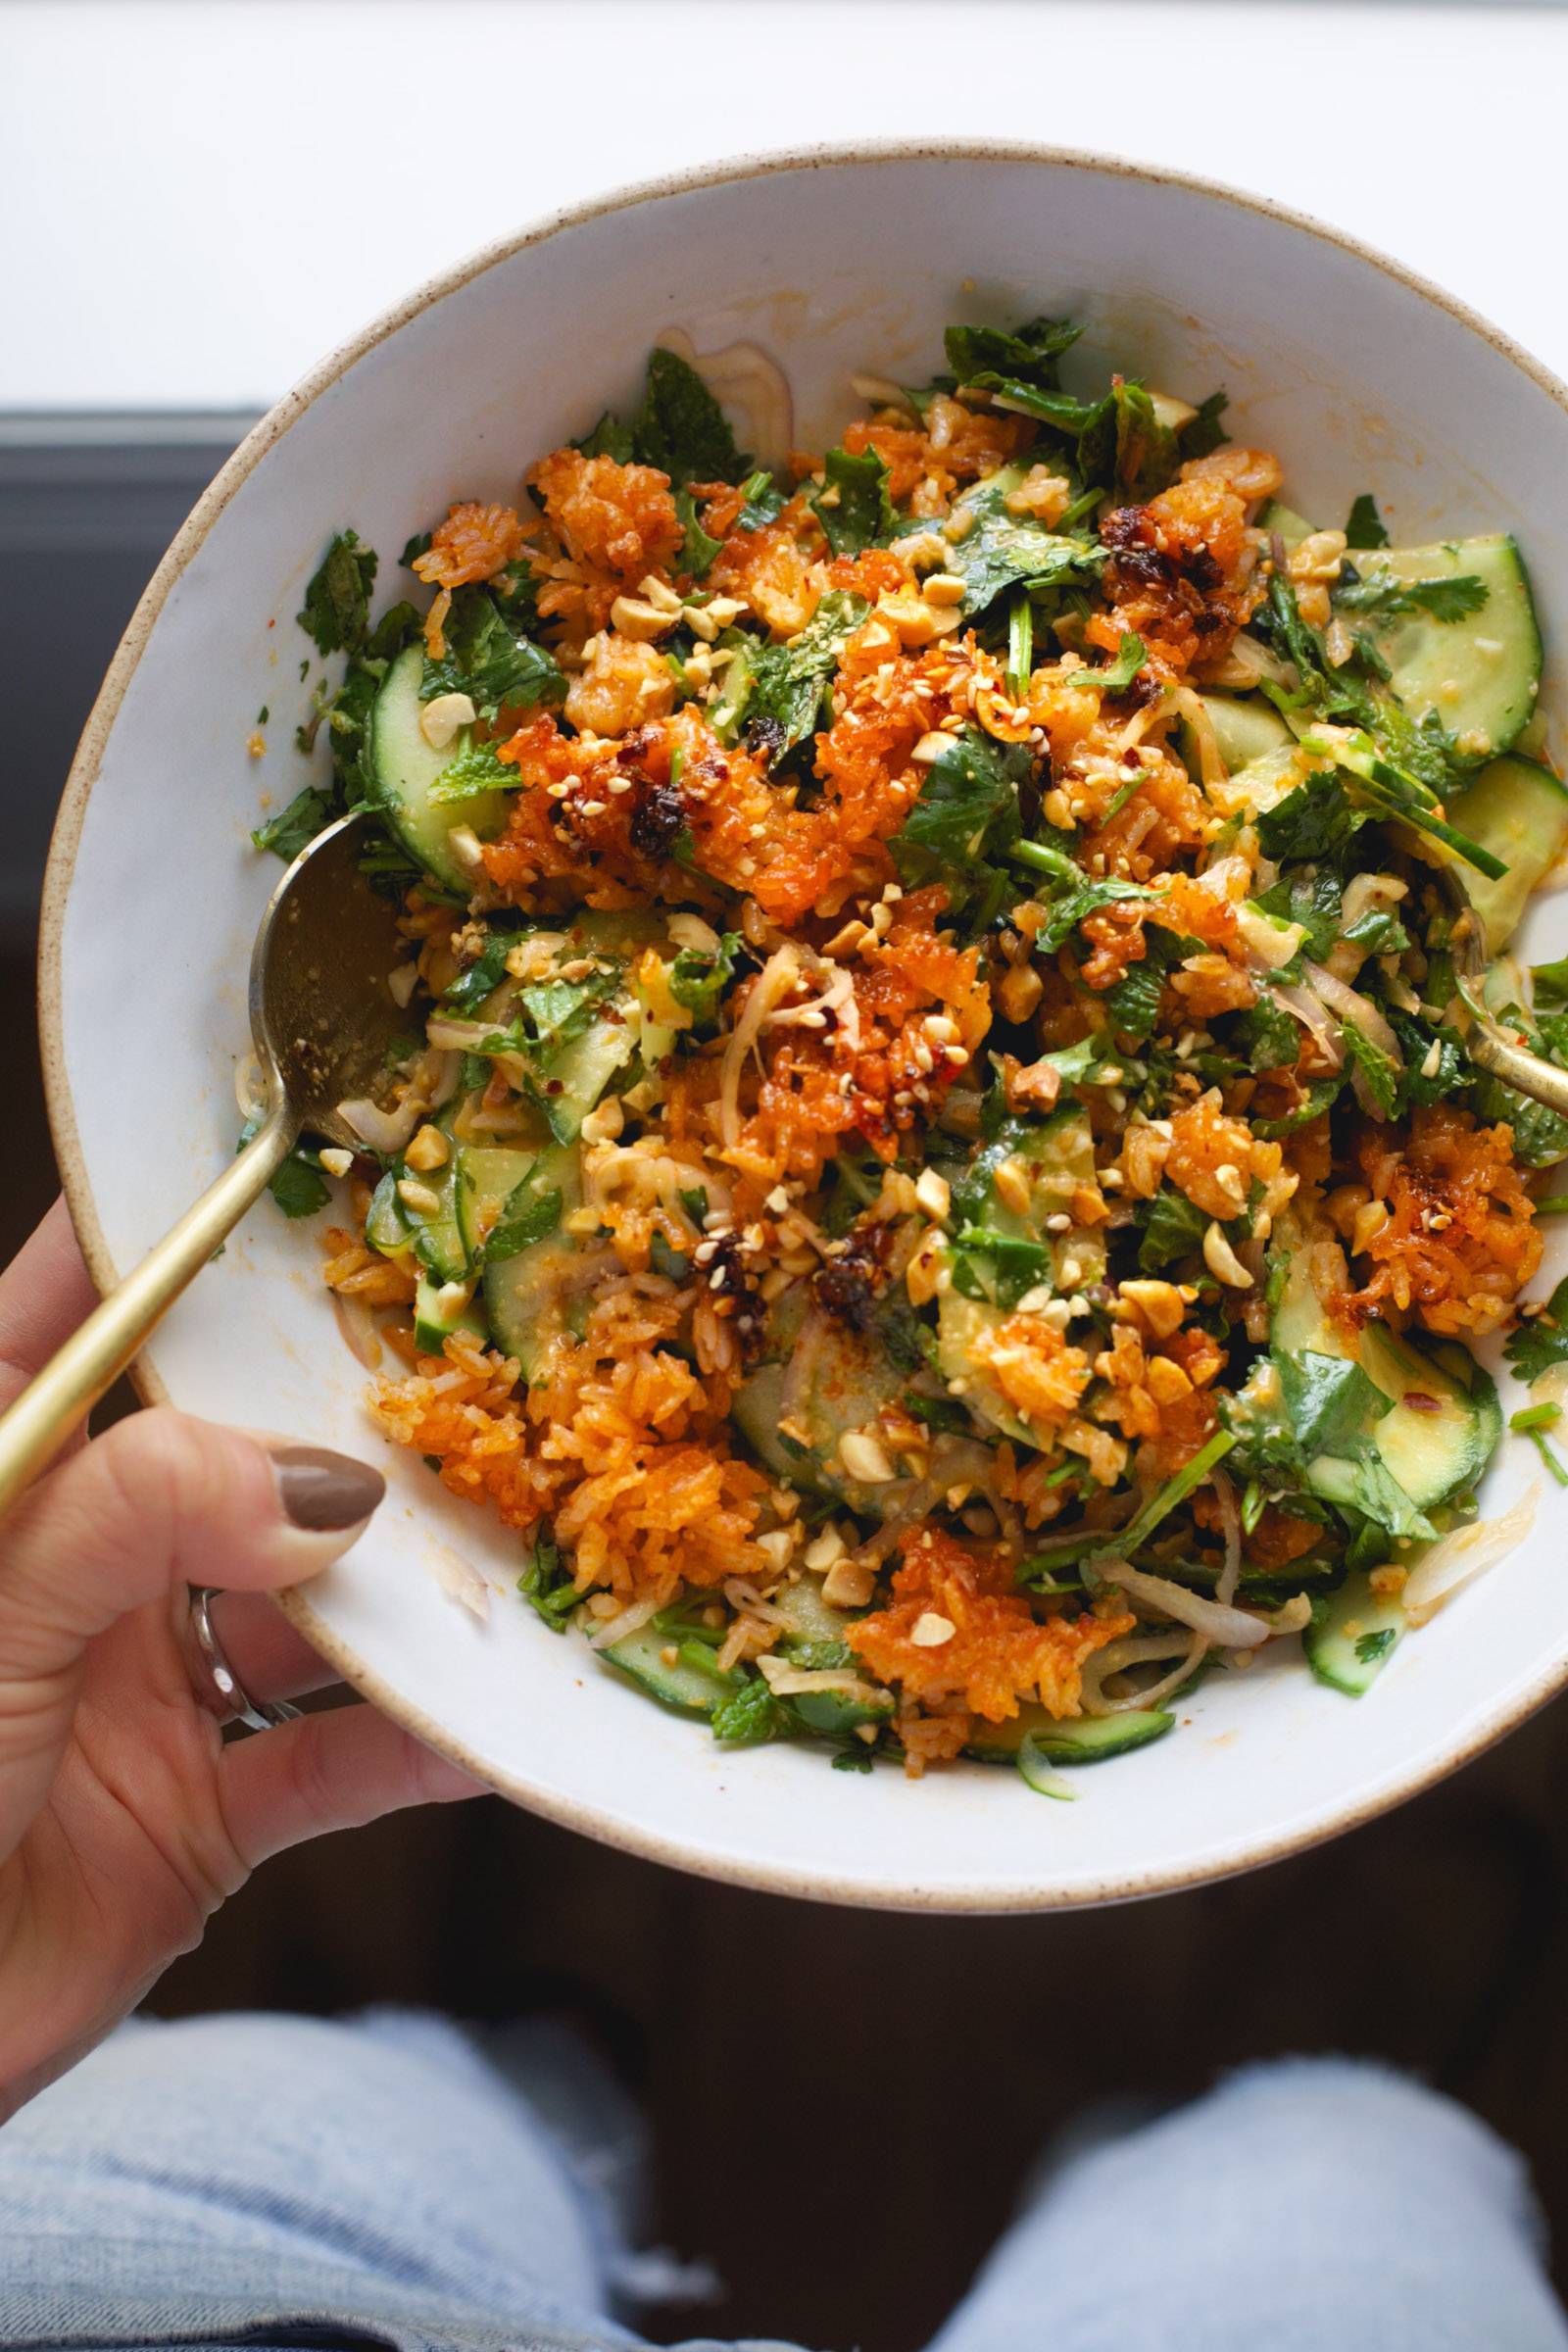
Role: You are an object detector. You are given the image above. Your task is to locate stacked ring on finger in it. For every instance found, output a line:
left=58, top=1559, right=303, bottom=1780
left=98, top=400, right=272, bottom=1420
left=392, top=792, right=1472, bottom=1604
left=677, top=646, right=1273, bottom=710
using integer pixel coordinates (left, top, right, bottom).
left=185, top=1588, right=303, bottom=1732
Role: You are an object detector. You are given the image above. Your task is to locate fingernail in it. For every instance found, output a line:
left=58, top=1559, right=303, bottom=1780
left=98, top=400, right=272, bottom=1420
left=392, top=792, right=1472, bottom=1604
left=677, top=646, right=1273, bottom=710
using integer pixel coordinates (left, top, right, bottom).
left=269, top=1445, right=385, bottom=1532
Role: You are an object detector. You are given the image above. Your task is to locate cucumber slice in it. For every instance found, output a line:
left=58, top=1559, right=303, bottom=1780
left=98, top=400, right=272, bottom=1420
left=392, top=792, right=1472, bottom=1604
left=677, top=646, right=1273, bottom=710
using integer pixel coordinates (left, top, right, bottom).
left=540, top=1017, right=636, bottom=1144
left=768, top=1577, right=894, bottom=1733
left=1270, top=1240, right=1501, bottom=1512
left=938, top=1106, right=1102, bottom=1438
left=398, top=1117, right=467, bottom=1284
left=481, top=1142, right=582, bottom=1383
left=1259, top=502, right=1315, bottom=551
left=604, top=1622, right=727, bottom=1714
left=1443, top=753, right=1568, bottom=953
left=414, top=1273, right=485, bottom=1354
left=1355, top=1322, right=1501, bottom=1510
left=365, top=1166, right=414, bottom=1258
left=965, top=1703, right=1175, bottom=1764
left=1303, top=1567, right=1404, bottom=1695
left=1341, top=535, right=1541, bottom=765
left=730, top=1284, right=912, bottom=1515
left=368, top=643, right=509, bottom=892
left=457, top=1144, right=539, bottom=1261
left=1200, top=692, right=1294, bottom=773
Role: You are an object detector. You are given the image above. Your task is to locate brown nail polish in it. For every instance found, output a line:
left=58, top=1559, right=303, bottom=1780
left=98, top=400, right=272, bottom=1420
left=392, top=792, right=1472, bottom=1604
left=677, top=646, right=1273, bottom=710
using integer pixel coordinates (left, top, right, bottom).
left=270, top=1445, right=385, bottom=1532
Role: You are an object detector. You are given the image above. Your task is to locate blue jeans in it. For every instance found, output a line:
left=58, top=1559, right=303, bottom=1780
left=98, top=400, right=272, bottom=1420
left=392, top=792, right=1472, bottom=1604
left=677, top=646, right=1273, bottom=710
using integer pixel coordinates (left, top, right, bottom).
left=0, top=2015, right=1563, bottom=2351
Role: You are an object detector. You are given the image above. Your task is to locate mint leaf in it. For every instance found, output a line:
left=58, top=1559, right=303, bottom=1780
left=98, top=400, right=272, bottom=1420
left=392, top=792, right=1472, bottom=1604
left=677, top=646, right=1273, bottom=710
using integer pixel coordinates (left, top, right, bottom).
left=710, top=1671, right=791, bottom=1745
left=252, top=785, right=331, bottom=862
left=633, top=347, right=745, bottom=486
left=811, top=445, right=896, bottom=556
left=1137, top=1185, right=1206, bottom=1273
left=298, top=529, right=377, bottom=655
left=420, top=586, right=564, bottom=722
left=1343, top=1019, right=1400, bottom=1118
left=485, top=1183, right=564, bottom=1263
left=1345, top=495, right=1390, bottom=551
left=748, top=591, right=869, bottom=754
left=430, top=737, right=515, bottom=804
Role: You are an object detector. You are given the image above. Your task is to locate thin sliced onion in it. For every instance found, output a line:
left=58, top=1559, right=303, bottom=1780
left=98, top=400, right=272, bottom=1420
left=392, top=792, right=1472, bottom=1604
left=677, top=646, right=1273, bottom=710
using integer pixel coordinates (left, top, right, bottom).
left=328, top=1289, right=382, bottom=1370
left=1235, top=902, right=1307, bottom=973
left=1086, top=1627, right=1212, bottom=1721
left=1272, top=980, right=1345, bottom=1070
left=1303, top=960, right=1402, bottom=1063
left=588, top=1592, right=661, bottom=1649
left=1099, top=1557, right=1271, bottom=1648
left=1167, top=686, right=1224, bottom=789
left=720, top=943, right=803, bottom=1147
left=1402, top=1481, right=1541, bottom=1628
left=1211, top=1466, right=1243, bottom=1606
left=337, top=1095, right=421, bottom=1153
left=757, top=1654, right=885, bottom=1702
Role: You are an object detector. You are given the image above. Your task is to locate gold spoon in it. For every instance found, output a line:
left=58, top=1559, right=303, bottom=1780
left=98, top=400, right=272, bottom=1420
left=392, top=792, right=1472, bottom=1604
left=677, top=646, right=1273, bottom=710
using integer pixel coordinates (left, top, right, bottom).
left=0, top=813, right=410, bottom=1517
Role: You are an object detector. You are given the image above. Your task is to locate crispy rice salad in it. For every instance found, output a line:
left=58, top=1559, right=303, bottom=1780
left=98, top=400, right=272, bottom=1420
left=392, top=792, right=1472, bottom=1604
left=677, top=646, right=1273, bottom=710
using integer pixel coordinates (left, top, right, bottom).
left=255, top=317, right=1568, bottom=1787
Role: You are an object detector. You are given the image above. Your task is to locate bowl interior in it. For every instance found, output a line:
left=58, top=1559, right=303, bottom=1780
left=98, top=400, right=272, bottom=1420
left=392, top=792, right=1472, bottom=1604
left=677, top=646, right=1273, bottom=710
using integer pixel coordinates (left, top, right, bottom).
left=47, top=149, right=1568, bottom=1909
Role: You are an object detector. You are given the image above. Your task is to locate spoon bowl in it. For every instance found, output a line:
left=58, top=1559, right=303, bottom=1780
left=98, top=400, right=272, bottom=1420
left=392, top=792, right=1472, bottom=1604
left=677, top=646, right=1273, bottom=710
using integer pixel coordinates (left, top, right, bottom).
left=0, top=812, right=409, bottom=1516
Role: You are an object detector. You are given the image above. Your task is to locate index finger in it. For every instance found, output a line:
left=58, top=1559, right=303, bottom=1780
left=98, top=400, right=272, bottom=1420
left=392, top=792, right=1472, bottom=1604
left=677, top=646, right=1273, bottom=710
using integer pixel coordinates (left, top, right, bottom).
left=0, top=1200, right=101, bottom=1416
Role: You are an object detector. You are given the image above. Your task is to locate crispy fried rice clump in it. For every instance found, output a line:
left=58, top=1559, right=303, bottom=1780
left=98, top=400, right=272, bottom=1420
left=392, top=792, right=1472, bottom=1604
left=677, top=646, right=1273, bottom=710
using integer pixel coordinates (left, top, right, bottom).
left=320, top=355, right=1553, bottom=1775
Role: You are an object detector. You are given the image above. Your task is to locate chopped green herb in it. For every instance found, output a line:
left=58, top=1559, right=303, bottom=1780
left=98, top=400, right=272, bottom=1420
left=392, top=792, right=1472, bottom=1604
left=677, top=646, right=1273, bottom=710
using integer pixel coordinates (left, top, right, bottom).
left=298, top=529, right=377, bottom=656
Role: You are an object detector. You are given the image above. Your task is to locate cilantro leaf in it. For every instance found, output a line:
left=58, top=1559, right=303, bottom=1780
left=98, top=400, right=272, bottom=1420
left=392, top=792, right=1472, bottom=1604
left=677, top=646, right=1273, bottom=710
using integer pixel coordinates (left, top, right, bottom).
left=1278, top=1350, right=1392, bottom=1460
left=811, top=445, right=896, bottom=556
left=298, top=529, right=377, bottom=656
left=267, top=1150, right=332, bottom=1220
left=252, top=785, right=332, bottom=862
left=1137, top=1185, right=1207, bottom=1273
left=485, top=1182, right=564, bottom=1263
left=668, top=931, right=741, bottom=1024
left=1345, top=495, right=1390, bottom=551
left=1336, top=572, right=1489, bottom=625
left=1504, top=1276, right=1568, bottom=1381
left=517, top=1538, right=579, bottom=1633
left=429, top=737, right=515, bottom=804
left=748, top=591, right=869, bottom=755
left=1036, top=874, right=1153, bottom=957
left=1342, top=1019, right=1400, bottom=1119
left=1100, top=630, right=1147, bottom=692
left=238, top=1113, right=331, bottom=1220
left=419, top=587, right=564, bottom=722
left=633, top=347, right=745, bottom=486
left=1253, top=870, right=1342, bottom=962
left=1256, top=769, right=1366, bottom=862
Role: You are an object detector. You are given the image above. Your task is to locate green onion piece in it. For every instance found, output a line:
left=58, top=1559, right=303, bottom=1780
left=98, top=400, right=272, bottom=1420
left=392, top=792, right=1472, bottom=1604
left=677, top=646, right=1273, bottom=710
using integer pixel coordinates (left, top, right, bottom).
left=1510, top=1402, right=1563, bottom=1434
left=1009, top=839, right=1082, bottom=883
left=1006, top=593, right=1033, bottom=703
left=1534, top=1198, right=1568, bottom=1217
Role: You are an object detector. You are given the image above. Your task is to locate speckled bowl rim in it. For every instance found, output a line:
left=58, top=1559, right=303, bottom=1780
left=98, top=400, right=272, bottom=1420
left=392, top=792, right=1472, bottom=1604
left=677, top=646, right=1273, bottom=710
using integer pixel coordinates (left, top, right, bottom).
left=37, top=136, right=1568, bottom=1913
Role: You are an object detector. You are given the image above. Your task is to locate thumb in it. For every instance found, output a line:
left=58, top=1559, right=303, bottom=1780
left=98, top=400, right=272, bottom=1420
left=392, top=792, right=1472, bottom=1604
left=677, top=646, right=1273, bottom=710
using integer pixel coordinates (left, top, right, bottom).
left=0, top=1408, right=383, bottom=1853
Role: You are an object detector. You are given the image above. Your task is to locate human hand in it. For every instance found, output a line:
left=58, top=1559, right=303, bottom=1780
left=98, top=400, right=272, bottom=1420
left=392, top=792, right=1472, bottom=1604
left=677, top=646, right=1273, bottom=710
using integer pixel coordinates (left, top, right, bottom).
left=0, top=1200, right=477, bottom=2118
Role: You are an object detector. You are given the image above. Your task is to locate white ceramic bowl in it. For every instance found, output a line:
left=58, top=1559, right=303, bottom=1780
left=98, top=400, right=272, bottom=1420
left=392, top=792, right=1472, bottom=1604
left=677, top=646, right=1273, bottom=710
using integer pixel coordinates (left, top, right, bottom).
left=42, top=143, right=1568, bottom=1912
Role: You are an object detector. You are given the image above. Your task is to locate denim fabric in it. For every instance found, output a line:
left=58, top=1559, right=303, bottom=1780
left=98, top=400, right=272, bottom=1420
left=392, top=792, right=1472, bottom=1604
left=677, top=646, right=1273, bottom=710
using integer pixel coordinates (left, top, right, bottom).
left=0, top=2016, right=1561, bottom=2352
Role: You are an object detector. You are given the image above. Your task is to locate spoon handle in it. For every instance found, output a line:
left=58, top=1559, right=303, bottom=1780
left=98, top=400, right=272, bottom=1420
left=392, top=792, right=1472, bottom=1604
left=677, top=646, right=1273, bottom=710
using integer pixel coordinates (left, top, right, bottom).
left=0, top=1103, right=297, bottom=1519
left=1466, top=1023, right=1568, bottom=1122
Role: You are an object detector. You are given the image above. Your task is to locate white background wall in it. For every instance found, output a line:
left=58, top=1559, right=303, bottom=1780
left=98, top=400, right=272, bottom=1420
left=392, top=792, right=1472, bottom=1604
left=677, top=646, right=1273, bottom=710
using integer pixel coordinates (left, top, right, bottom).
left=6, top=0, right=1568, bottom=412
